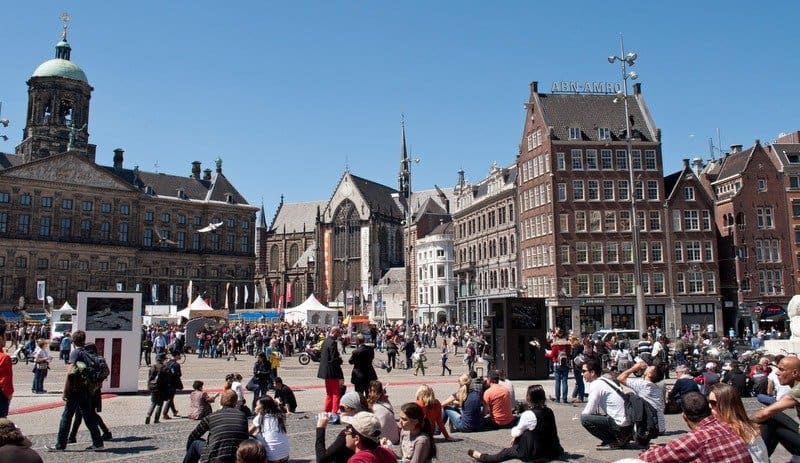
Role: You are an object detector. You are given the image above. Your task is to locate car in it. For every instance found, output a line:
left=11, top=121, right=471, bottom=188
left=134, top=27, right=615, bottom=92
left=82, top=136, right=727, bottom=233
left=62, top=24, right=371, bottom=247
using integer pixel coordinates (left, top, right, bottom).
left=590, top=329, right=642, bottom=348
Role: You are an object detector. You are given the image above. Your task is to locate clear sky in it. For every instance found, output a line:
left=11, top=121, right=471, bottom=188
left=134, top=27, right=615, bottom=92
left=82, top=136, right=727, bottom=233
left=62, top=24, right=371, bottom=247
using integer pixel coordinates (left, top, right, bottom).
left=1, top=2, right=798, bottom=217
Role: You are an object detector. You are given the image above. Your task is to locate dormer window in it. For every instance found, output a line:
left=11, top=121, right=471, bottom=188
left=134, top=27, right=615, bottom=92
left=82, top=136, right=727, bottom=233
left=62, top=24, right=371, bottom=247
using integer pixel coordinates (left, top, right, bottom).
left=145, top=186, right=155, bottom=195
left=569, top=127, right=581, bottom=140
left=225, top=193, right=235, bottom=204
left=177, top=189, right=187, bottom=200
left=598, top=127, right=610, bottom=140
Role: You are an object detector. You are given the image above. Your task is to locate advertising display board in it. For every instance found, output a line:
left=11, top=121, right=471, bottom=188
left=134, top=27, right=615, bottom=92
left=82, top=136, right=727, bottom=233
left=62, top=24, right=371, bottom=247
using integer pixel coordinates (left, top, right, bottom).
left=76, top=291, right=142, bottom=393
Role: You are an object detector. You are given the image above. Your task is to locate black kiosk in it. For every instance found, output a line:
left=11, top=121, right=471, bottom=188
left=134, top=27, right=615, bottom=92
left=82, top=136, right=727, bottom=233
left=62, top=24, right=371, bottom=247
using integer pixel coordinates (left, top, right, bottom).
left=484, top=297, right=549, bottom=380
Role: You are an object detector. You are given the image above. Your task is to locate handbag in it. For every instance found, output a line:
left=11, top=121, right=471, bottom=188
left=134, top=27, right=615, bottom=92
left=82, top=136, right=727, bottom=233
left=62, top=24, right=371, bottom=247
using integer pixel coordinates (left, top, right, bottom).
left=245, top=376, right=258, bottom=392
left=36, top=361, right=49, bottom=370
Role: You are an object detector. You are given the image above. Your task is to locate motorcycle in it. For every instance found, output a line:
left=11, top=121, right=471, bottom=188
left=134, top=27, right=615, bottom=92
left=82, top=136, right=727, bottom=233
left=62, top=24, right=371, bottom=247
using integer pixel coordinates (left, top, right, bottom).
left=10, top=345, right=34, bottom=365
left=298, top=344, right=321, bottom=365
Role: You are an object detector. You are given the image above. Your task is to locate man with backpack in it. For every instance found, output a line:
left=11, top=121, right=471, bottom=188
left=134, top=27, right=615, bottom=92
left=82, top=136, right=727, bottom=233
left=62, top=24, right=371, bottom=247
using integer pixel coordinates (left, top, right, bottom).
left=46, top=330, right=105, bottom=452
left=617, top=359, right=666, bottom=438
left=580, top=358, right=633, bottom=450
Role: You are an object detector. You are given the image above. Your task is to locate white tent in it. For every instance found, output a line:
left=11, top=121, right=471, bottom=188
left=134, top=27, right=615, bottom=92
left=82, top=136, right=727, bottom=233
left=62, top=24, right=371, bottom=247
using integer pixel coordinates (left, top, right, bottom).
left=58, top=301, right=74, bottom=311
left=284, top=294, right=338, bottom=326
left=176, top=296, right=228, bottom=322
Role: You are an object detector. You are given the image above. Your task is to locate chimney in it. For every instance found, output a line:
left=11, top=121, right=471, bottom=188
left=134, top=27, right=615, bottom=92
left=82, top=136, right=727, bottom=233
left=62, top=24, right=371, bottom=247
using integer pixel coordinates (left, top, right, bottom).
left=191, top=161, right=201, bottom=179
left=203, top=168, right=212, bottom=181
left=113, top=148, right=124, bottom=170
left=633, top=83, right=641, bottom=95
left=730, top=144, right=743, bottom=153
left=529, top=81, right=538, bottom=95
left=682, top=158, right=690, bottom=169
left=692, top=157, right=703, bottom=176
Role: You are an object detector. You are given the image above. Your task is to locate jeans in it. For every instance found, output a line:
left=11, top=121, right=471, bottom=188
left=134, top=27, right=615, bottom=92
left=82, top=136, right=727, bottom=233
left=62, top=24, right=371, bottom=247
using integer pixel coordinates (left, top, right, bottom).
left=33, top=366, right=47, bottom=392
left=146, top=394, right=164, bottom=423
left=761, top=411, right=800, bottom=455
left=581, top=414, right=632, bottom=446
left=183, top=439, right=206, bottom=463
left=758, top=394, right=777, bottom=406
left=572, top=366, right=585, bottom=401
left=443, top=407, right=463, bottom=431
left=0, top=393, right=9, bottom=417
left=56, top=394, right=103, bottom=448
left=553, top=367, right=569, bottom=402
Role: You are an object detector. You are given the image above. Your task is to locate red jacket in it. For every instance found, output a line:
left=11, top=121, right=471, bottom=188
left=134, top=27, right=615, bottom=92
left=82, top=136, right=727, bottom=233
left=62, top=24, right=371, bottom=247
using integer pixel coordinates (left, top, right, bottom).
left=0, top=353, right=13, bottom=399
left=546, top=341, right=572, bottom=367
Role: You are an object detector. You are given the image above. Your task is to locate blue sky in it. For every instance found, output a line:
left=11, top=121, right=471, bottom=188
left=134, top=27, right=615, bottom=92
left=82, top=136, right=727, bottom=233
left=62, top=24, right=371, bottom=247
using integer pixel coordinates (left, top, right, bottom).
left=1, top=2, right=798, bottom=217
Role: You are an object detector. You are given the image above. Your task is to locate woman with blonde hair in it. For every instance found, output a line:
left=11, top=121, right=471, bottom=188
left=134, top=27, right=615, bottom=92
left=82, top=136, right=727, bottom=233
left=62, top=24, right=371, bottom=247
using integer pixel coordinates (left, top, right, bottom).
left=707, top=382, right=768, bottom=462
left=415, top=384, right=452, bottom=441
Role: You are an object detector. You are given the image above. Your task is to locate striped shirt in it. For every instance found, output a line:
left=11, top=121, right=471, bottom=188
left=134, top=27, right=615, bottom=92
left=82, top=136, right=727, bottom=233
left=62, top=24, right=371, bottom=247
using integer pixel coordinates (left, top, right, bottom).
left=186, top=407, right=249, bottom=463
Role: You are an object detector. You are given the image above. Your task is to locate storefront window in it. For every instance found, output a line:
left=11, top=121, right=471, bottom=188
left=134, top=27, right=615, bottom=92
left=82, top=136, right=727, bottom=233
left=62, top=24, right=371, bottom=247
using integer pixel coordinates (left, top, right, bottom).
left=554, top=306, right=572, bottom=333
left=611, top=305, right=634, bottom=329
left=580, top=305, right=604, bottom=335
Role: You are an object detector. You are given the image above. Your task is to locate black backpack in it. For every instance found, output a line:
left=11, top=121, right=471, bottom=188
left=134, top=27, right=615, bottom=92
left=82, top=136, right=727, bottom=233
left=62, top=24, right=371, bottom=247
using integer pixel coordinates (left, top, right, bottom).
left=601, top=378, right=659, bottom=445
left=77, top=348, right=110, bottom=387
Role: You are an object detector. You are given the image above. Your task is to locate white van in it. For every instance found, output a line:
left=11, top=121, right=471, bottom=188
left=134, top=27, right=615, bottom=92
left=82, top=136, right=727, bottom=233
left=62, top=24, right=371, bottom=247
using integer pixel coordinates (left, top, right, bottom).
left=49, top=308, right=76, bottom=351
left=590, top=329, right=642, bottom=348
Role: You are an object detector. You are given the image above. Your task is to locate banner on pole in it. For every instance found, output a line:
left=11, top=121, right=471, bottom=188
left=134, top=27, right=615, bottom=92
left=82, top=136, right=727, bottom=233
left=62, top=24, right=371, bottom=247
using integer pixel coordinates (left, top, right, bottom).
left=36, top=280, right=46, bottom=301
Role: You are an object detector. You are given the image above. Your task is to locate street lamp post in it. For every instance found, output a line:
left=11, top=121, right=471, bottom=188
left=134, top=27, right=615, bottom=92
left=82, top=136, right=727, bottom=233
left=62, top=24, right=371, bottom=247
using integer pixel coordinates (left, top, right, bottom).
left=608, top=35, right=646, bottom=332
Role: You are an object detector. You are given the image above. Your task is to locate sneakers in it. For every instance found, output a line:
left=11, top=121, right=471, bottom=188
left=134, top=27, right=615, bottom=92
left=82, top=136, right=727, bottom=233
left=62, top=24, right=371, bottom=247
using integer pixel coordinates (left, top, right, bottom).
left=328, top=413, right=340, bottom=424
left=101, top=432, right=113, bottom=441
left=45, top=445, right=65, bottom=452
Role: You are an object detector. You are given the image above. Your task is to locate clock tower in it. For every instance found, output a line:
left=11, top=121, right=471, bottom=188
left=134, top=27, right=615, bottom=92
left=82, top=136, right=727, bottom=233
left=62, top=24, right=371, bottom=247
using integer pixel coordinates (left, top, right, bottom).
left=15, top=13, right=96, bottom=163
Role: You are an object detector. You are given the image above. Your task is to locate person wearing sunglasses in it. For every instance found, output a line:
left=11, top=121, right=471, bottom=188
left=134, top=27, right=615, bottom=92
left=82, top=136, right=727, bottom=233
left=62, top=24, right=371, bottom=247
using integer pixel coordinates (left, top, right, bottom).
left=344, top=412, right=397, bottom=463
left=638, top=391, right=751, bottom=463
left=707, top=383, right=768, bottom=462
left=316, top=391, right=370, bottom=463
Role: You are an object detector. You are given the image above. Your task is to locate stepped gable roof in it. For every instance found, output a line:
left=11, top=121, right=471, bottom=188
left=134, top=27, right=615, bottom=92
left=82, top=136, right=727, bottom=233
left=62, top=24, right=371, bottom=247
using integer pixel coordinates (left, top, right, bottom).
left=538, top=93, right=656, bottom=141
left=349, top=174, right=403, bottom=218
left=715, top=146, right=755, bottom=181
left=271, top=200, right=326, bottom=233
left=0, top=153, right=25, bottom=170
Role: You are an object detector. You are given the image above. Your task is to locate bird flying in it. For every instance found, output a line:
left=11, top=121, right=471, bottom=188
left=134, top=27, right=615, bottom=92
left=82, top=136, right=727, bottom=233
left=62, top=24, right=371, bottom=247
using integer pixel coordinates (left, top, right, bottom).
left=154, top=229, right=177, bottom=245
left=197, top=221, right=224, bottom=233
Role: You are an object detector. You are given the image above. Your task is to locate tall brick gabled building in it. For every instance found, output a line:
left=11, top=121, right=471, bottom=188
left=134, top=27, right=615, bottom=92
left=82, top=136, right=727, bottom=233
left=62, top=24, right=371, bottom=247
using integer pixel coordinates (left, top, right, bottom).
left=700, top=141, right=794, bottom=331
left=516, top=81, right=670, bottom=335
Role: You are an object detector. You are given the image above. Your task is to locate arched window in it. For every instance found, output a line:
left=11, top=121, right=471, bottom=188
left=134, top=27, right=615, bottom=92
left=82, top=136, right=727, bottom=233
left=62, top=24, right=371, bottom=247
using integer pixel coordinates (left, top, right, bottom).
left=288, top=243, right=299, bottom=267
left=269, top=244, right=279, bottom=271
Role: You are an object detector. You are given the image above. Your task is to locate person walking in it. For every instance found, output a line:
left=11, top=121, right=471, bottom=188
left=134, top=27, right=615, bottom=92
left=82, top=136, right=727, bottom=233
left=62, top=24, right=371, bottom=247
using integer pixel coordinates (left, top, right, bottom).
left=386, top=336, right=398, bottom=370
left=413, top=346, right=427, bottom=376
left=145, top=353, right=170, bottom=424
left=45, top=330, right=104, bottom=452
left=402, top=337, right=415, bottom=370
left=162, top=351, right=183, bottom=419
left=251, top=353, right=271, bottom=411
left=440, top=346, right=451, bottom=376
left=317, top=326, right=345, bottom=424
left=59, top=332, right=72, bottom=365
left=349, top=334, right=377, bottom=395
left=140, top=335, right=152, bottom=367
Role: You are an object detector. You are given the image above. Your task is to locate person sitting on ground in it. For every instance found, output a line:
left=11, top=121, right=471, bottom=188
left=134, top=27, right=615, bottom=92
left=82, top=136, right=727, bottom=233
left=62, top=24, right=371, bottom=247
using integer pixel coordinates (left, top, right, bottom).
left=415, top=384, right=453, bottom=441
left=235, top=439, right=266, bottom=463
left=366, top=380, right=399, bottom=445
left=750, top=354, right=800, bottom=459
left=616, top=359, right=666, bottom=435
left=708, top=382, right=768, bottom=462
left=273, top=377, right=297, bottom=414
left=188, top=380, right=218, bottom=421
left=316, top=391, right=370, bottom=463
left=345, top=412, right=398, bottom=463
left=721, top=361, right=748, bottom=398
left=183, top=389, right=249, bottom=463
left=638, top=392, right=752, bottom=462
left=443, top=373, right=484, bottom=433
left=250, top=395, right=290, bottom=463
left=394, top=402, right=436, bottom=463
left=0, top=417, right=43, bottom=463
left=467, top=384, right=563, bottom=462
left=483, top=370, right=515, bottom=429
left=758, top=355, right=791, bottom=406
left=666, top=364, right=700, bottom=413
left=580, top=358, right=633, bottom=450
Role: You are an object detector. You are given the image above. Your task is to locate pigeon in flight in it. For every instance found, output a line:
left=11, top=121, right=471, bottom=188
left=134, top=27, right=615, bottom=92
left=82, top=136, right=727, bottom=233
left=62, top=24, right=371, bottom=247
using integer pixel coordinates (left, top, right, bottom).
left=197, top=221, right=224, bottom=233
left=154, top=229, right=177, bottom=245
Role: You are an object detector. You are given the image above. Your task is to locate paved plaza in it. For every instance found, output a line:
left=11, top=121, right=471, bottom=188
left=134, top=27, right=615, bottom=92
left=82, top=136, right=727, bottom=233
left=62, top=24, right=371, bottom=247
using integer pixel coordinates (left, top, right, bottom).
left=5, top=348, right=794, bottom=462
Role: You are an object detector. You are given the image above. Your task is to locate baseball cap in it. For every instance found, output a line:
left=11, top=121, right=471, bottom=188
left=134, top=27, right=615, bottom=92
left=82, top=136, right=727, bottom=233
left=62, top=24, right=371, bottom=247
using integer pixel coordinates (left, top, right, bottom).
left=347, top=412, right=382, bottom=443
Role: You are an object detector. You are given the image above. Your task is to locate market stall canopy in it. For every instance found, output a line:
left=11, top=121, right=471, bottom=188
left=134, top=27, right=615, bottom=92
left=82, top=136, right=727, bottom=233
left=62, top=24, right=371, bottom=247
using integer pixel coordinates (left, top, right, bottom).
left=59, top=301, right=74, bottom=311
left=284, top=294, right=337, bottom=326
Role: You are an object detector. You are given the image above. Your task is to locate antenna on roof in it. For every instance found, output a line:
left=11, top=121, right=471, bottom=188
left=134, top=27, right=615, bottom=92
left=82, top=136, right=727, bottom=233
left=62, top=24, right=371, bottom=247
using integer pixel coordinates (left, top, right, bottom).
left=345, top=154, right=349, bottom=173
left=708, top=128, right=723, bottom=161
left=154, top=160, right=159, bottom=173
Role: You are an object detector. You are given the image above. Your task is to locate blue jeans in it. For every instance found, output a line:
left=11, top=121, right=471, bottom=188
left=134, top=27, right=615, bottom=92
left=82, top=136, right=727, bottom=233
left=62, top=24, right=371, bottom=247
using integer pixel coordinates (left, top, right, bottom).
left=758, top=394, right=777, bottom=406
left=554, top=367, right=569, bottom=402
left=56, top=394, right=103, bottom=448
left=33, top=366, right=47, bottom=392
left=443, top=407, right=463, bottom=431
left=572, top=366, right=585, bottom=401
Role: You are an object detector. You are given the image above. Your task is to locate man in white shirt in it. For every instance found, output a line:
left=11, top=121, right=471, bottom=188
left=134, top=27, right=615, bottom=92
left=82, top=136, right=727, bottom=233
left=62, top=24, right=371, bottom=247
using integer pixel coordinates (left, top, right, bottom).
left=580, top=358, right=633, bottom=449
left=617, top=359, right=666, bottom=434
